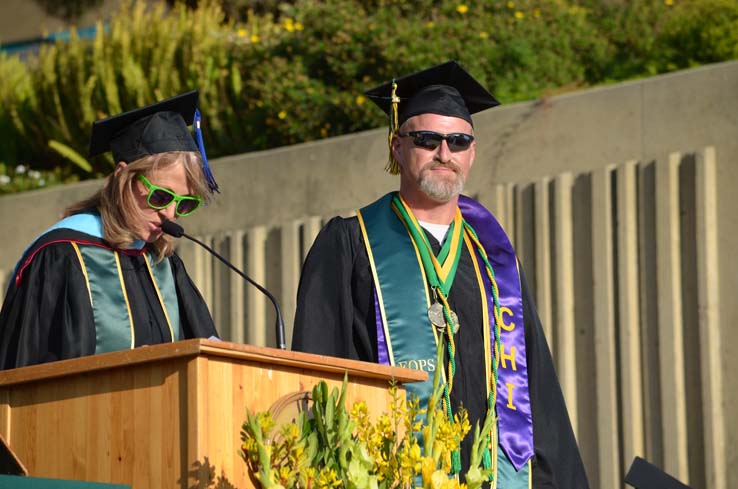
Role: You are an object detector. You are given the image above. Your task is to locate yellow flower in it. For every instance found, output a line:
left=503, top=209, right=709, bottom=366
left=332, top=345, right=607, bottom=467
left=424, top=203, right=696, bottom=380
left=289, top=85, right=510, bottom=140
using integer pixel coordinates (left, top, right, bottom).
left=256, top=411, right=275, bottom=436
left=278, top=110, right=287, bottom=120
left=320, top=127, right=328, bottom=138
left=479, top=31, right=489, bottom=39
left=250, top=34, right=260, bottom=43
left=279, top=466, right=291, bottom=482
left=426, top=21, right=435, bottom=28
left=456, top=4, right=469, bottom=14
left=316, top=468, right=342, bottom=488
left=399, top=442, right=423, bottom=481
left=237, top=28, right=247, bottom=37
left=295, top=22, right=304, bottom=31
left=284, top=423, right=300, bottom=440
left=431, top=469, right=451, bottom=489
left=533, top=8, right=541, bottom=17
left=665, top=0, right=674, bottom=4
left=355, top=94, right=366, bottom=106
left=420, top=456, right=436, bottom=484
left=284, top=18, right=295, bottom=32
left=507, top=1, right=515, bottom=8
left=515, top=10, right=524, bottom=19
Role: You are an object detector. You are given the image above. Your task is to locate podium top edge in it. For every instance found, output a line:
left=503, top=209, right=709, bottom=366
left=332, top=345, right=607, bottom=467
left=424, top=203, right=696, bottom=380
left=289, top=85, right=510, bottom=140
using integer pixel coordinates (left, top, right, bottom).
left=0, top=339, right=427, bottom=386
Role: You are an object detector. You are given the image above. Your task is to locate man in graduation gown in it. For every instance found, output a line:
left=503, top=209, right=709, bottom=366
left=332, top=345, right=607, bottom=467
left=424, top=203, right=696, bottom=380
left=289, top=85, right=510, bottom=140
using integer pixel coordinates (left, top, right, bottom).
left=292, top=62, right=589, bottom=488
left=0, top=91, right=219, bottom=370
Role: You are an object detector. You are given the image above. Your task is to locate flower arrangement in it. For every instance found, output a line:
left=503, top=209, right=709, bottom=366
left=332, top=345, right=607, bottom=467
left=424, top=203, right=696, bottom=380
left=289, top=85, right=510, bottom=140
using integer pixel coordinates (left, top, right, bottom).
left=240, top=347, right=496, bottom=489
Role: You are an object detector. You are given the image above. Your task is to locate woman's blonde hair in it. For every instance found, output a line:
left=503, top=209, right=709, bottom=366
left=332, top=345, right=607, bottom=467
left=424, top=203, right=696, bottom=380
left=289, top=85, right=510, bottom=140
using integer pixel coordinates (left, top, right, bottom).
left=65, top=151, right=211, bottom=262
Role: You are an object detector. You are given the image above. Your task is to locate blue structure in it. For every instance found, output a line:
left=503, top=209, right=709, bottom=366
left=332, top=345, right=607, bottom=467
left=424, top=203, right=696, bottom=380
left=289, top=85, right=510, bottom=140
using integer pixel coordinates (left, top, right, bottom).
left=0, top=25, right=100, bottom=58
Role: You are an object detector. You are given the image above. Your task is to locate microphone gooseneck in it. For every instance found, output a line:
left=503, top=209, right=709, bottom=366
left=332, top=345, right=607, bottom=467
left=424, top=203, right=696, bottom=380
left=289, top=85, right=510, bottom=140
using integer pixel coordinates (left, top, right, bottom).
left=162, top=220, right=286, bottom=350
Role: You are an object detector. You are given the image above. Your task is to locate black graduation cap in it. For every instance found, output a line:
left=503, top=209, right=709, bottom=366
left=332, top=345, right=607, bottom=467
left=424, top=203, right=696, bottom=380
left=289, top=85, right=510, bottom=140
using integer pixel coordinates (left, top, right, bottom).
left=364, top=61, right=500, bottom=127
left=88, top=90, right=219, bottom=192
left=88, top=90, right=200, bottom=163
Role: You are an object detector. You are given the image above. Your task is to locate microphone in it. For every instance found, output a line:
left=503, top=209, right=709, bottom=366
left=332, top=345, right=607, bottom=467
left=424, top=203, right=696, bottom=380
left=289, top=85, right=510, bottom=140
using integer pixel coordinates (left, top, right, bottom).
left=161, top=220, right=287, bottom=350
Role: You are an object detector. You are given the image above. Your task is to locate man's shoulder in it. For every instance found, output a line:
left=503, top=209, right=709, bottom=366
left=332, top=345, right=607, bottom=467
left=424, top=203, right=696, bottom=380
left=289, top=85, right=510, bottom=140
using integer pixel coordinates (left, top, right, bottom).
left=315, top=215, right=361, bottom=244
left=325, top=214, right=359, bottom=225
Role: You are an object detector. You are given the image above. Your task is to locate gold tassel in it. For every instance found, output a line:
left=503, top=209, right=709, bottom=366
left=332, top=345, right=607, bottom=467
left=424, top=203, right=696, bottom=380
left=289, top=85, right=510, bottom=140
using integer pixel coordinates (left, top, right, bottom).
left=385, top=80, right=401, bottom=175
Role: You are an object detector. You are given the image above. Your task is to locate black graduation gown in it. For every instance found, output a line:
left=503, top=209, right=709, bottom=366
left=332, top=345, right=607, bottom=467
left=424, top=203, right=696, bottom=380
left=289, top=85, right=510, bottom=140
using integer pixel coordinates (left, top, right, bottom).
left=0, top=228, right=218, bottom=370
left=292, top=216, right=589, bottom=488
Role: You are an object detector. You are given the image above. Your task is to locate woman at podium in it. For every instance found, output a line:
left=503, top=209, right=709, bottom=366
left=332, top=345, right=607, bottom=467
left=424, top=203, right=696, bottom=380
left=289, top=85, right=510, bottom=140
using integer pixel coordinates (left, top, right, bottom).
left=0, top=91, right=219, bottom=370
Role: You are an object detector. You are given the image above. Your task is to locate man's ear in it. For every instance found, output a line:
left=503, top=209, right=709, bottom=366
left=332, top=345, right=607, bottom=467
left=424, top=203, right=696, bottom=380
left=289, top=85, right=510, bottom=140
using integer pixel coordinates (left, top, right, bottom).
left=113, top=162, right=127, bottom=176
left=390, top=134, right=403, bottom=164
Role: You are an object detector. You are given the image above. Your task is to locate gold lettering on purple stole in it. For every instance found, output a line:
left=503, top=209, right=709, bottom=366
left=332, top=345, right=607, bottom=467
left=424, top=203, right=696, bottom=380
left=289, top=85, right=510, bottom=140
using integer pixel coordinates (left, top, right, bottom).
left=506, top=382, right=517, bottom=410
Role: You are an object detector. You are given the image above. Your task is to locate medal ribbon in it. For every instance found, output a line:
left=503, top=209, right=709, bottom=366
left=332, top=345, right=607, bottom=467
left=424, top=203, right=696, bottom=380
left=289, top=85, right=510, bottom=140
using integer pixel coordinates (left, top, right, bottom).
left=391, top=194, right=464, bottom=298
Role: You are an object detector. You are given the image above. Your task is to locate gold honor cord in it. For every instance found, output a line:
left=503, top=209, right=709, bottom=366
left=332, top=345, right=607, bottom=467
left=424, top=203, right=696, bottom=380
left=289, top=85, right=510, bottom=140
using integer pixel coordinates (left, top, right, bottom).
left=463, top=221, right=507, bottom=478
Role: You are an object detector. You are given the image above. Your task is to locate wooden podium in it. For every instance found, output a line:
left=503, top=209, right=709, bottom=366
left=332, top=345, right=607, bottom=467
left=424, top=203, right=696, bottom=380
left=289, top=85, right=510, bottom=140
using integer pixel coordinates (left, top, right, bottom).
left=0, top=339, right=426, bottom=488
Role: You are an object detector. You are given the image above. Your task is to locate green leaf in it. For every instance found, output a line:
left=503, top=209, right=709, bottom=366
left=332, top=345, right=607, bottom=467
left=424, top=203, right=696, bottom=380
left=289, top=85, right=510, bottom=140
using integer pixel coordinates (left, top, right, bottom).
left=47, top=140, right=93, bottom=173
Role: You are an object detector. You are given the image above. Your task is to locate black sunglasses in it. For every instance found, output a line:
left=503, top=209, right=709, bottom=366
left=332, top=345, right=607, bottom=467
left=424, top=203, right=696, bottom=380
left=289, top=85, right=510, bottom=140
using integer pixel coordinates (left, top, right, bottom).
left=398, top=131, right=475, bottom=152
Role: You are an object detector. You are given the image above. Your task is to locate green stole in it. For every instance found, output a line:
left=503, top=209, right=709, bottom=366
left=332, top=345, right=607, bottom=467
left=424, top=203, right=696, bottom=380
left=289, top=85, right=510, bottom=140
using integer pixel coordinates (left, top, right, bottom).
left=357, top=193, right=530, bottom=488
left=74, top=244, right=181, bottom=353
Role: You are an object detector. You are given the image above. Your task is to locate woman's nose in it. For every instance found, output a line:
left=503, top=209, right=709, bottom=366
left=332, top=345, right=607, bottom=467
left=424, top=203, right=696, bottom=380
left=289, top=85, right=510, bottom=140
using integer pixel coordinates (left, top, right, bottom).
left=160, top=203, right=177, bottom=221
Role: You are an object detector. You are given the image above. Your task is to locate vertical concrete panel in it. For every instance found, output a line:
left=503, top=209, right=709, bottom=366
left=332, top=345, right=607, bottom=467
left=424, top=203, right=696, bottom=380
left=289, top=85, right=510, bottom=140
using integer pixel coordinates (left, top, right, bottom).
left=246, top=227, right=268, bottom=346
left=302, top=217, right=324, bottom=264
left=655, top=154, right=689, bottom=482
left=280, top=221, right=301, bottom=347
left=263, top=228, right=282, bottom=348
left=229, top=230, right=246, bottom=345
left=174, top=240, right=195, bottom=281
left=515, top=184, right=536, bottom=272
left=695, top=147, right=726, bottom=489
left=615, top=162, right=646, bottom=465
left=553, top=173, right=578, bottom=435
left=571, top=174, right=597, bottom=481
left=194, top=235, right=214, bottom=318
left=637, top=162, right=663, bottom=466
left=677, top=155, right=706, bottom=488
left=485, top=183, right=515, bottom=239
left=591, top=166, right=620, bottom=489
left=534, top=178, right=553, bottom=341
left=211, top=234, right=231, bottom=340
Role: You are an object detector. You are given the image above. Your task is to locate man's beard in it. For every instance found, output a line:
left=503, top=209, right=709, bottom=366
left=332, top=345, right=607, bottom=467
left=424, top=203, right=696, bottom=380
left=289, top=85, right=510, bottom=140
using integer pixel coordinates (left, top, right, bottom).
left=418, top=162, right=465, bottom=203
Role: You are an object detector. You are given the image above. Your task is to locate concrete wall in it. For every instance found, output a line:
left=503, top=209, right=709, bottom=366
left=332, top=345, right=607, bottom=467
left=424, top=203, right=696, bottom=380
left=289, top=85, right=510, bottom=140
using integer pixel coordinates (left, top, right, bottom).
left=1, top=61, right=737, bottom=488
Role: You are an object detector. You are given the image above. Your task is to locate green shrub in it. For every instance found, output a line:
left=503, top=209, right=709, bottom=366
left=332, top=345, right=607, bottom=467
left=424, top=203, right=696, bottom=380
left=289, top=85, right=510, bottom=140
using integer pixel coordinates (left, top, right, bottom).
left=1, top=0, right=737, bottom=194
left=658, top=0, right=738, bottom=70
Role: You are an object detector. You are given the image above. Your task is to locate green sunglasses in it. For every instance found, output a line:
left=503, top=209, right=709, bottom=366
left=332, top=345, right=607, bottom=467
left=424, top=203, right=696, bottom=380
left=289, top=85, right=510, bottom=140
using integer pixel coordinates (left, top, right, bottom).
left=137, top=174, right=203, bottom=217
